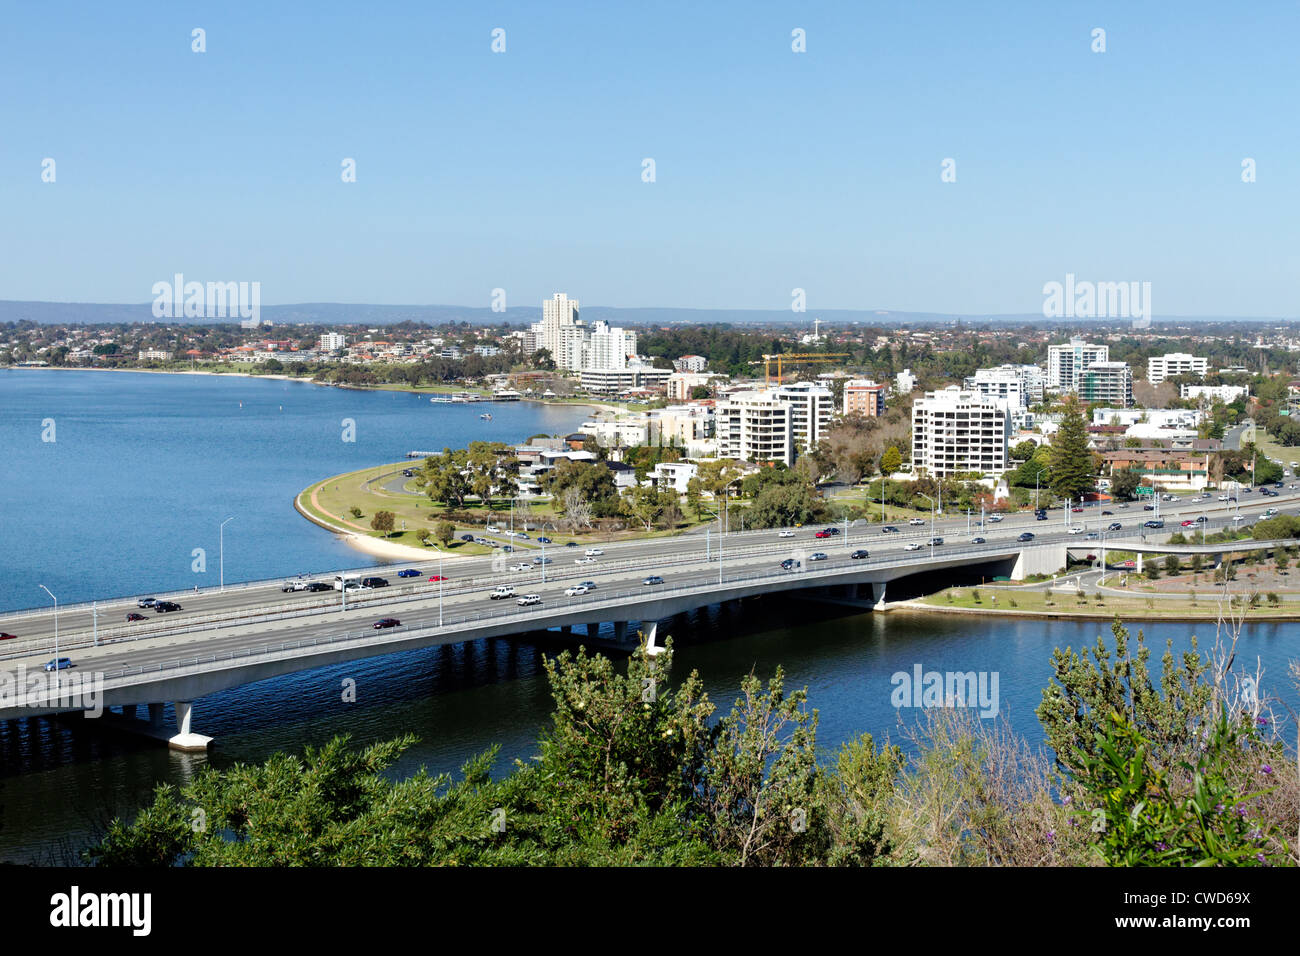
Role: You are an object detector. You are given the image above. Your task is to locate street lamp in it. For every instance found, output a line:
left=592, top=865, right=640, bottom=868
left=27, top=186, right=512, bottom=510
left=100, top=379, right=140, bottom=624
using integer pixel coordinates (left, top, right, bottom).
left=918, top=493, right=936, bottom=558
left=219, top=516, right=236, bottom=592
left=38, top=584, right=58, bottom=693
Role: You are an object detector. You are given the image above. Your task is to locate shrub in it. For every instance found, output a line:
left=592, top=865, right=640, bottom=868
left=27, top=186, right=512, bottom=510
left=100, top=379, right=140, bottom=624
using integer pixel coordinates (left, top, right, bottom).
left=1266, top=592, right=1280, bottom=606
left=970, top=589, right=981, bottom=604
left=349, top=506, right=363, bottom=518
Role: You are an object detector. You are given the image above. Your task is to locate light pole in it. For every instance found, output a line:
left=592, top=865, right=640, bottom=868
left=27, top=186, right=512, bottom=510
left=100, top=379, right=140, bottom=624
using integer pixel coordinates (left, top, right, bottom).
left=919, top=493, right=936, bottom=558
left=38, top=585, right=58, bottom=693
left=438, top=556, right=444, bottom=626
left=219, top=516, right=236, bottom=592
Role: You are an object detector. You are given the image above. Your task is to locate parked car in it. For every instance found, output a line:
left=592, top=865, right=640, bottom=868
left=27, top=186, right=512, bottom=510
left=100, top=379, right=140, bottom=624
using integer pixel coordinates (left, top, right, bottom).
left=44, top=657, right=72, bottom=672
left=397, top=569, right=420, bottom=578
left=372, top=618, right=400, bottom=629
left=642, top=575, right=665, bottom=586
left=154, top=601, right=182, bottom=613
left=516, top=594, right=542, bottom=606
left=282, top=578, right=309, bottom=592
left=1018, top=532, right=1035, bottom=542
left=564, top=585, right=590, bottom=596
left=850, top=549, right=870, bottom=559
left=125, top=613, right=146, bottom=622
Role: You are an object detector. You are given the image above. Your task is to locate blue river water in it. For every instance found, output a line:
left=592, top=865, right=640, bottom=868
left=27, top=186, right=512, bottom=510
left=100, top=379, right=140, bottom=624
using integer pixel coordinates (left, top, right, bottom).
left=0, top=369, right=1295, bottom=864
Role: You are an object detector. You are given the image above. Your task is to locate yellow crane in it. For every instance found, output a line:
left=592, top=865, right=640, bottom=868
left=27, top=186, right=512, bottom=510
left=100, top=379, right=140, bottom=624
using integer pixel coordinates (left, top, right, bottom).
left=762, top=352, right=849, bottom=385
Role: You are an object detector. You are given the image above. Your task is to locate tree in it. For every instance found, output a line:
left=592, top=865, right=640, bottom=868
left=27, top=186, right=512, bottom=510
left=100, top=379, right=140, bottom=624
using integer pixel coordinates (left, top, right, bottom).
left=1163, top=554, right=1180, bottom=576
left=1110, top=467, right=1143, bottom=502
left=880, top=446, right=903, bottom=477
left=623, top=485, right=663, bottom=531
left=685, top=477, right=703, bottom=519
left=370, top=510, right=396, bottom=536
left=435, top=521, right=455, bottom=547
left=1048, top=401, right=1095, bottom=501
left=1010, top=440, right=1038, bottom=462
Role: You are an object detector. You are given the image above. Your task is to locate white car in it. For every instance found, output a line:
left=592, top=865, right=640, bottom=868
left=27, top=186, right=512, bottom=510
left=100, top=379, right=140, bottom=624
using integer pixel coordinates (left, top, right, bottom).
left=908, top=518, right=926, bottom=526
left=510, top=563, right=532, bottom=572
left=1068, top=526, right=1085, bottom=535
left=564, top=585, right=590, bottom=596
left=516, top=594, right=541, bottom=606
left=575, top=556, right=596, bottom=565
left=1217, top=494, right=1230, bottom=501
left=485, top=526, right=501, bottom=534
left=778, top=530, right=796, bottom=538
left=584, top=548, right=604, bottom=556
left=904, top=542, right=923, bottom=551
left=987, top=515, right=1003, bottom=523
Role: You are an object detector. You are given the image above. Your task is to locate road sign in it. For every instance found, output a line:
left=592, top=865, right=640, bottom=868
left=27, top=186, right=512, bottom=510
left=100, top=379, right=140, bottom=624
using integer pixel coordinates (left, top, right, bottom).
left=1136, top=485, right=1154, bottom=497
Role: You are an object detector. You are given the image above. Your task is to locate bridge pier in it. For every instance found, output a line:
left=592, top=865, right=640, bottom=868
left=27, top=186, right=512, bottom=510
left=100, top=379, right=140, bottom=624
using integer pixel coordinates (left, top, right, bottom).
left=613, top=621, right=630, bottom=645
left=1136, top=553, right=1143, bottom=574
left=644, top=622, right=663, bottom=656
left=169, top=701, right=213, bottom=752
left=148, top=702, right=165, bottom=729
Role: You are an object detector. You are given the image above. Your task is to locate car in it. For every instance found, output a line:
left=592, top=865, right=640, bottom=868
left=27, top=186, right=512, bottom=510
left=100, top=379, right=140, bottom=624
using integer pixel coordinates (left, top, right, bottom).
left=642, top=576, right=665, bottom=586
left=809, top=552, right=828, bottom=561
left=536, top=537, right=551, bottom=544
left=460, top=534, right=475, bottom=542
left=533, top=556, right=552, bottom=565
left=1101, top=510, right=1114, bottom=516
left=137, top=597, right=158, bottom=608
left=881, top=526, right=900, bottom=534
left=1071, top=507, right=1083, bottom=513
left=1241, top=488, right=1252, bottom=494
left=516, top=533, right=530, bottom=540
left=575, top=556, right=597, bottom=565
left=1218, top=494, right=1230, bottom=501
left=1107, top=522, right=1123, bottom=531
left=579, top=581, right=597, bottom=590
left=1232, top=514, right=1246, bottom=523
left=1263, top=508, right=1279, bottom=517
left=154, top=601, right=182, bottom=613
left=372, top=618, right=400, bottom=629
left=1018, top=532, right=1035, bottom=542
left=1143, top=520, right=1165, bottom=529
left=1067, top=526, right=1085, bottom=535
left=402, top=469, right=413, bottom=477
left=306, top=581, right=333, bottom=592
left=485, top=526, right=501, bottom=534
left=565, top=541, right=578, bottom=547
left=585, top=548, right=604, bottom=556
left=360, top=577, right=389, bottom=589
left=1181, top=520, right=1194, bottom=527
left=1196, top=515, right=1208, bottom=523
left=778, top=530, right=796, bottom=538
left=1035, top=512, right=1048, bottom=521
left=908, top=518, right=926, bottom=526
left=929, top=537, right=944, bottom=546
left=0, top=632, right=16, bottom=641
left=428, top=575, right=448, bottom=582
left=281, top=578, right=309, bottom=592
left=1085, top=553, right=1097, bottom=561
left=904, top=542, right=923, bottom=551
left=1142, top=504, right=1155, bottom=511
left=815, top=530, right=831, bottom=538
left=971, top=536, right=986, bottom=544
left=1085, top=532, right=1099, bottom=540
left=850, top=549, right=869, bottom=559
left=564, top=585, right=590, bottom=596
left=125, top=613, right=147, bottom=622
left=988, top=515, right=1003, bottom=523
left=501, top=545, right=514, bottom=553
left=781, top=558, right=801, bottom=570
left=397, top=569, right=420, bottom=578
left=517, top=594, right=542, bottom=606
left=44, top=658, right=72, bottom=672
left=824, top=527, right=841, bottom=536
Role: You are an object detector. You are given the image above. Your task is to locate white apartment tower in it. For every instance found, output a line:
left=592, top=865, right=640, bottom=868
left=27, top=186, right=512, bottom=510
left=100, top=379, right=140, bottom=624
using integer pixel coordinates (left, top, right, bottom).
left=1147, top=353, right=1208, bottom=385
left=1047, top=338, right=1108, bottom=391
left=772, top=381, right=835, bottom=454
left=911, top=387, right=1010, bottom=477
left=716, top=391, right=796, bottom=466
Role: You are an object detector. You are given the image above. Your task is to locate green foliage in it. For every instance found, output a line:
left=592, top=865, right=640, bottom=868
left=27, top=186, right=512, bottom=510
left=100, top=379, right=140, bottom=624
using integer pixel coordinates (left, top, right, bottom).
left=880, top=446, right=903, bottom=476
left=369, top=510, right=396, bottom=535
left=1048, top=401, right=1096, bottom=501
left=1071, top=710, right=1279, bottom=866
left=1110, top=468, right=1144, bottom=502
left=434, top=520, right=455, bottom=547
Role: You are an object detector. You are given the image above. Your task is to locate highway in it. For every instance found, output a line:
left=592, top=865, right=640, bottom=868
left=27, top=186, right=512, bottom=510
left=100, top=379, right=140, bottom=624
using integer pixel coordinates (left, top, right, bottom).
left=2, top=484, right=1295, bottom=677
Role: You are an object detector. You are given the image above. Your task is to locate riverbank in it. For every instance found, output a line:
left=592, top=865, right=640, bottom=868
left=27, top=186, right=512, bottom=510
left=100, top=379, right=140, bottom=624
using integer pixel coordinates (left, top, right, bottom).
left=902, top=589, right=1300, bottom=621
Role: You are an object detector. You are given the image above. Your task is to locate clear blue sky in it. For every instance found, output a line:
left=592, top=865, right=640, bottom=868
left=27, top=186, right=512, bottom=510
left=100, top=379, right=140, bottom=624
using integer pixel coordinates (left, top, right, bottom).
left=2, top=1, right=1296, bottom=316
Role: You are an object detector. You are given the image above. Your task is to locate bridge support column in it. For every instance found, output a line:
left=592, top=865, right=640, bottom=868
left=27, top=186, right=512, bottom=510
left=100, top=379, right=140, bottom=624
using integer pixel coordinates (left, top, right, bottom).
left=1136, top=553, right=1143, bottom=574
left=148, top=702, right=165, bottom=728
left=644, top=622, right=663, bottom=656
left=168, top=701, right=213, bottom=752
left=122, top=704, right=137, bottom=720
left=613, top=621, right=630, bottom=645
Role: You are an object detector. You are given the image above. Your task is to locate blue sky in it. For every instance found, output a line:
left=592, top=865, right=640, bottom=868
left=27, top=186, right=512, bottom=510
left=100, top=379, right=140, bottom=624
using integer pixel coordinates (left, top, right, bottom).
left=2, top=1, right=1297, bottom=316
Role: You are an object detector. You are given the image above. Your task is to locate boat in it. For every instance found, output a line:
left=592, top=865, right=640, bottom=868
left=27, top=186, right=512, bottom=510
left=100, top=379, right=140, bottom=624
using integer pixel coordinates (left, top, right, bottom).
left=479, top=412, right=492, bottom=421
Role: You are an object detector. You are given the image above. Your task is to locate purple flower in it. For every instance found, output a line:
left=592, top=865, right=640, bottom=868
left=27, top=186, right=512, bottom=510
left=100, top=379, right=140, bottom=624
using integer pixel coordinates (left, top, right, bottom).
left=1261, top=764, right=1273, bottom=775
left=1256, top=717, right=1269, bottom=727
left=1045, top=831, right=1055, bottom=843
left=1256, top=853, right=1266, bottom=864
left=1062, top=795, right=1072, bottom=805
left=1155, top=841, right=1168, bottom=851
left=1236, top=805, right=1249, bottom=817
left=1215, top=803, right=1225, bottom=813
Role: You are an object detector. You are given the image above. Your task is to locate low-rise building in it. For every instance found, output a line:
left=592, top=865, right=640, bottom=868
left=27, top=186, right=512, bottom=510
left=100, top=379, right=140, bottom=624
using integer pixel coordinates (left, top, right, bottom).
left=842, top=379, right=887, bottom=417
left=1147, top=353, right=1208, bottom=384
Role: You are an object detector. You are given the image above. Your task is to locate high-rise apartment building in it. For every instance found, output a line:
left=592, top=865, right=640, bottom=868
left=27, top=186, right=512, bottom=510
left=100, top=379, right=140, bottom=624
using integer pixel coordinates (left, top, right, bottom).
left=843, top=379, right=887, bottom=417
left=716, top=391, right=795, bottom=466
left=1047, top=338, right=1109, bottom=391
left=911, top=386, right=1010, bottom=477
left=1078, top=362, right=1134, bottom=407
left=1147, top=353, right=1208, bottom=384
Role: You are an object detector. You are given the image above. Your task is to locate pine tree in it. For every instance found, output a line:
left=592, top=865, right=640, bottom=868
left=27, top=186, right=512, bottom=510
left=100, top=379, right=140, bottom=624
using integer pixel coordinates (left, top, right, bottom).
left=1048, top=401, right=1094, bottom=501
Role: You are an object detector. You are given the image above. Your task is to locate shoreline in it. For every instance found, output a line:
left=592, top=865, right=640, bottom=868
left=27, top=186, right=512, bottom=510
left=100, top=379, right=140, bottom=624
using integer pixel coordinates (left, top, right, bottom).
left=891, top=599, right=1300, bottom=622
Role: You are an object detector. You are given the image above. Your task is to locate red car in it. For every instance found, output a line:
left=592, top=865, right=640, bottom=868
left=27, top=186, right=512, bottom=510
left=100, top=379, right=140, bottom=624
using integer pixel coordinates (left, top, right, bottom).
left=0, top=632, right=16, bottom=641
left=1122, top=560, right=1136, bottom=569
left=814, top=530, right=831, bottom=538
left=428, top=575, right=448, bottom=582
left=126, top=613, right=147, bottom=622
left=1181, top=519, right=1194, bottom=527
left=1071, top=507, right=1083, bottom=513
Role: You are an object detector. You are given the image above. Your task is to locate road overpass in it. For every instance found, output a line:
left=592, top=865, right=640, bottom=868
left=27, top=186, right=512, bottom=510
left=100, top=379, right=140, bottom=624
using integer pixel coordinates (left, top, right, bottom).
left=3, top=488, right=1297, bottom=749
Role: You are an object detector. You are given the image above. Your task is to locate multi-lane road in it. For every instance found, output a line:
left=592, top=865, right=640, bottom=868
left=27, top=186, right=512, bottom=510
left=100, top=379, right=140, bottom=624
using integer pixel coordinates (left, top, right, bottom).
left=2, top=485, right=1296, bottom=689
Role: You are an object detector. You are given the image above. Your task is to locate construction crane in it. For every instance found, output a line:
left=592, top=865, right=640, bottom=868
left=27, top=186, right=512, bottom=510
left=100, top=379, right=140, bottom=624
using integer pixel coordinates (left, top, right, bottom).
left=762, top=352, right=849, bottom=386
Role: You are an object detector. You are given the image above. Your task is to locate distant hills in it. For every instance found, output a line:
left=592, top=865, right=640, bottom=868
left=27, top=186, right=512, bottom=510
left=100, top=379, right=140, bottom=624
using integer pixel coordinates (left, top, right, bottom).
left=0, top=300, right=1289, bottom=328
